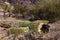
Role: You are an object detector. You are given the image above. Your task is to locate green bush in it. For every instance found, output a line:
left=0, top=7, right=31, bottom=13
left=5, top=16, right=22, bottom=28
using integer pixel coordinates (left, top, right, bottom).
left=13, top=4, right=27, bottom=18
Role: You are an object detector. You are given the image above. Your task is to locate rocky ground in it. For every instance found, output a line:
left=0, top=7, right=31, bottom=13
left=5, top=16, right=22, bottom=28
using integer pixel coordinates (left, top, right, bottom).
left=0, top=20, right=60, bottom=40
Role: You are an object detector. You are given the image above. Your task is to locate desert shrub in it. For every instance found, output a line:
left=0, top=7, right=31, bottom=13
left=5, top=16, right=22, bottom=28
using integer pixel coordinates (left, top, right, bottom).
left=12, top=4, right=27, bottom=19
left=36, top=0, right=60, bottom=22
left=12, top=0, right=60, bottom=23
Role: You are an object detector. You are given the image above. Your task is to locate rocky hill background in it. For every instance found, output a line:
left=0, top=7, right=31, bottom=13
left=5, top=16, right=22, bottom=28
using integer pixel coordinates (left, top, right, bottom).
left=0, top=0, right=60, bottom=23
left=0, top=0, right=41, bottom=5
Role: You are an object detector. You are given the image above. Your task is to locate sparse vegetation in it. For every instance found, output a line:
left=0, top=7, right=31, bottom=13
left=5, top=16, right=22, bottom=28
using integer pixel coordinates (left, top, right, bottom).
left=0, top=0, right=60, bottom=40
left=11, top=0, right=60, bottom=23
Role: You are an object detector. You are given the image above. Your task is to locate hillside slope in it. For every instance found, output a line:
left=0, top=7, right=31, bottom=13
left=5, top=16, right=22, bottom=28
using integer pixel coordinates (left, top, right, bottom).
left=0, top=0, right=41, bottom=5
